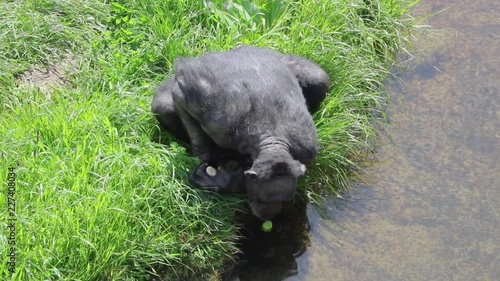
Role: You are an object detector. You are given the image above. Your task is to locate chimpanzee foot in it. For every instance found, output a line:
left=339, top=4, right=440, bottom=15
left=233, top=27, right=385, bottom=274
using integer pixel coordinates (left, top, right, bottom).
left=189, top=163, right=221, bottom=192
left=189, top=163, right=246, bottom=194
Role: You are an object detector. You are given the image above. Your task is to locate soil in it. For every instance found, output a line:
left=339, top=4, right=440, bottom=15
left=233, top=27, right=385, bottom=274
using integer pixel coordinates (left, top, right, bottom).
left=16, top=54, right=77, bottom=93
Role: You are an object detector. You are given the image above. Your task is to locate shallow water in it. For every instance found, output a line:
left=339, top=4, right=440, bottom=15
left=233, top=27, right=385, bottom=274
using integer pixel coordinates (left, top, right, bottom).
left=237, top=0, right=500, bottom=280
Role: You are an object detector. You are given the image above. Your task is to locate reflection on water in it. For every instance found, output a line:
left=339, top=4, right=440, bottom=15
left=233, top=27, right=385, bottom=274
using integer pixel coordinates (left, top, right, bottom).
left=285, top=0, right=499, bottom=280
left=236, top=194, right=310, bottom=281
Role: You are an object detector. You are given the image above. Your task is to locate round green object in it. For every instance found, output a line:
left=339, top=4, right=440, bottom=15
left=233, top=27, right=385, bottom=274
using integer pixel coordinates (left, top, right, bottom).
left=261, top=220, right=273, bottom=232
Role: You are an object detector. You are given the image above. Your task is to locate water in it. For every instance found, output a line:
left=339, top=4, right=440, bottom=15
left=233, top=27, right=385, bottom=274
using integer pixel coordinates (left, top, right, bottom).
left=236, top=0, right=500, bottom=280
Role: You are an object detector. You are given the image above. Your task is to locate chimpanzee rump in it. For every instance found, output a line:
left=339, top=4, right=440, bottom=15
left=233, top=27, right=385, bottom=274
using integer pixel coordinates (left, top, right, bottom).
left=151, top=45, right=329, bottom=220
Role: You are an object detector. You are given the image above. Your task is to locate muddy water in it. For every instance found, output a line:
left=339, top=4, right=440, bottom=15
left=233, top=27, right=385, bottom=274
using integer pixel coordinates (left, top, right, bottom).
left=281, top=1, right=500, bottom=280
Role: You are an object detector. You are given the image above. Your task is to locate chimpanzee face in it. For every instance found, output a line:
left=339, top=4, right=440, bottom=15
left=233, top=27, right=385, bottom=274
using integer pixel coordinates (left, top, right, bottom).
left=244, top=158, right=306, bottom=220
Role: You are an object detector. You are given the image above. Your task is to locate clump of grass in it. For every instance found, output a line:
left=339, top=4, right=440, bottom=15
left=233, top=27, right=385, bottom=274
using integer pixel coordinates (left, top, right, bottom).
left=1, top=0, right=418, bottom=280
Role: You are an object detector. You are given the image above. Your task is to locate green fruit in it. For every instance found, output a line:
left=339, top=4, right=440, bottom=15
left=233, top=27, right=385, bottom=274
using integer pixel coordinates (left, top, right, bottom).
left=261, top=220, right=273, bottom=232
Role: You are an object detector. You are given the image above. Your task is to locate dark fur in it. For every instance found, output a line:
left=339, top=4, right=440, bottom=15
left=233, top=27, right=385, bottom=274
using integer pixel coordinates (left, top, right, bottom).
left=151, top=45, right=329, bottom=220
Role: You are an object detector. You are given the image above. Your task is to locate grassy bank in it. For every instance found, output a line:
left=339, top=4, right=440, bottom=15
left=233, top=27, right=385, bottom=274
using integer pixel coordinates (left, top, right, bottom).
left=0, top=0, right=418, bottom=280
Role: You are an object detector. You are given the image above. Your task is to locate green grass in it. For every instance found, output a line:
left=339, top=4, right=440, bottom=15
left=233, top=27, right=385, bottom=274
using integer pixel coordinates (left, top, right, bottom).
left=0, top=0, right=418, bottom=280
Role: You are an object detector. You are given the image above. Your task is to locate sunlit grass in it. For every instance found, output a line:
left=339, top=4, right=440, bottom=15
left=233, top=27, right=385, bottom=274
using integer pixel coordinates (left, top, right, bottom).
left=1, top=0, right=418, bottom=280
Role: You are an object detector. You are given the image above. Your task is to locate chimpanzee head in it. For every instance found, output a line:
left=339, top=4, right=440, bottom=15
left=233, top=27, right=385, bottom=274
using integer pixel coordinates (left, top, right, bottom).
left=244, top=152, right=306, bottom=220
left=187, top=149, right=307, bottom=221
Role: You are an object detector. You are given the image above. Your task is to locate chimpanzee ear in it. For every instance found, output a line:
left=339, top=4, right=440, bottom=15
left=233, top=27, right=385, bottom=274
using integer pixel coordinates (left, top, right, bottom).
left=273, top=162, right=288, bottom=176
left=244, top=170, right=258, bottom=180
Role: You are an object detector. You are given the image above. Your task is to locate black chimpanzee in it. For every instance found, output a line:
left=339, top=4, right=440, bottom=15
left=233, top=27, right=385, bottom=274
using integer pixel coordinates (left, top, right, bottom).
left=151, top=45, right=329, bottom=220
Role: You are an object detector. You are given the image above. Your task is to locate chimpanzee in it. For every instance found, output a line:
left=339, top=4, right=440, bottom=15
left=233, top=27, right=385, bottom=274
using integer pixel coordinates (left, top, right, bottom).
left=151, top=45, right=329, bottom=220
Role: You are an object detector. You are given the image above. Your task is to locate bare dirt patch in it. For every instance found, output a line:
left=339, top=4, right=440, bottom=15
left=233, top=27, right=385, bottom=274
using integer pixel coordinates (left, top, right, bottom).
left=16, top=54, right=78, bottom=93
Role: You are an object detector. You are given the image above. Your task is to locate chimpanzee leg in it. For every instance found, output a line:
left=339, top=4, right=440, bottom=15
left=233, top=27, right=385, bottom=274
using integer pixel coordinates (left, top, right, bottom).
left=279, top=54, right=330, bottom=113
